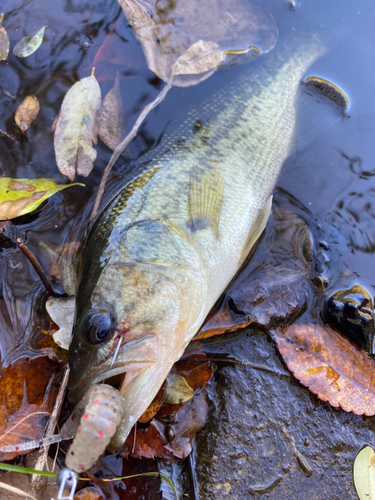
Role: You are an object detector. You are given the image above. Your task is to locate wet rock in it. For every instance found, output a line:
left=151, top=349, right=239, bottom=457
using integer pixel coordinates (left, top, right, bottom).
left=322, top=284, right=375, bottom=354
left=195, top=330, right=375, bottom=499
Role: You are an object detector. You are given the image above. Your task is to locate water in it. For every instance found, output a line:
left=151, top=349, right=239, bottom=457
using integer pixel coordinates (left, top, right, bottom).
left=1, top=0, right=375, bottom=497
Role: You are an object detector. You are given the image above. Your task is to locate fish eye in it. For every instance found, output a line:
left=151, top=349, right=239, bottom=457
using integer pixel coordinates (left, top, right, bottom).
left=81, top=309, right=113, bottom=345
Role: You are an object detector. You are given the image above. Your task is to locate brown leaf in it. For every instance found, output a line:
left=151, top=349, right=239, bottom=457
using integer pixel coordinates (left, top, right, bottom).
left=14, top=95, right=40, bottom=132
left=0, top=356, right=64, bottom=460
left=273, top=324, right=375, bottom=415
left=99, top=71, right=125, bottom=151
left=118, top=0, right=277, bottom=86
left=0, top=14, right=9, bottom=61
left=74, top=487, right=104, bottom=500
left=138, top=382, right=166, bottom=423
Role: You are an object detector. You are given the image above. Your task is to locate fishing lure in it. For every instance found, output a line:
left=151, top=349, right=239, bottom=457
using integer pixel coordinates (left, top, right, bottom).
left=0, top=384, right=125, bottom=473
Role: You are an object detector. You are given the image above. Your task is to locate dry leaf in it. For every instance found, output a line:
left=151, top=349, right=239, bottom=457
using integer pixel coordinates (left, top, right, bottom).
left=0, top=356, right=63, bottom=460
left=14, top=95, right=40, bottom=132
left=13, top=26, right=46, bottom=58
left=0, top=14, right=9, bottom=61
left=117, top=0, right=277, bottom=86
left=353, top=446, right=375, bottom=500
left=74, top=487, right=104, bottom=500
left=99, top=71, right=124, bottom=150
left=173, top=40, right=222, bottom=77
left=273, top=324, right=375, bottom=415
left=54, top=73, right=101, bottom=181
left=45, top=296, right=75, bottom=350
left=0, top=178, right=84, bottom=221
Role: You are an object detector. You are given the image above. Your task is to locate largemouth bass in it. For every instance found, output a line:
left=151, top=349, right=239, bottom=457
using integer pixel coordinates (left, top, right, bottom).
left=69, top=31, right=325, bottom=450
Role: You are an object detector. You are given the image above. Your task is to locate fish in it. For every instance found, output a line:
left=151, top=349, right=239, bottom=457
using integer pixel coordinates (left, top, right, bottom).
left=68, top=30, right=327, bottom=450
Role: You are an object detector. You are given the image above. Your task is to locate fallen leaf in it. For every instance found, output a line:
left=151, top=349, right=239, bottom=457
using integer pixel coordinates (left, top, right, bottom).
left=272, top=324, right=375, bottom=415
left=164, top=374, right=194, bottom=405
left=0, top=14, right=9, bottom=61
left=74, top=487, right=104, bottom=500
left=99, top=71, right=124, bottom=151
left=54, top=72, right=101, bottom=181
left=14, top=95, right=40, bottom=132
left=45, top=296, right=75, bottom=350
left=117, top=0, right=277, bottom=86
left=0, top=178, right=84, bottom=221
left=0, top=356, right=64, bottom=460
left=173, top=40, right=222, bottom=77
left=13, top=26, right=46, bottom=58
left=138, top=383, right=166, bottom=424
left=353, top=446, right=375, bottom=500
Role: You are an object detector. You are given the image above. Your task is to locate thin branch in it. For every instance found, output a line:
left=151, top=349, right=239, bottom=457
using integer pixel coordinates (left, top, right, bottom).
left=17, top=239, right=54, bottom=296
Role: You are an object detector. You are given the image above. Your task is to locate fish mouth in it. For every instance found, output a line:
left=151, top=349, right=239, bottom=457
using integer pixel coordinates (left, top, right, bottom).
left=69, top=362, right=130, bottom=403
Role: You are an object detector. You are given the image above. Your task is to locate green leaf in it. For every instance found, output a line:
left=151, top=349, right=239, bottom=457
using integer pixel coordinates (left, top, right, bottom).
left=0, top=178, right=84, bottom=220
left=353, top=445, right=375, bottom=499
left=13, top=25, right=46, bottom=58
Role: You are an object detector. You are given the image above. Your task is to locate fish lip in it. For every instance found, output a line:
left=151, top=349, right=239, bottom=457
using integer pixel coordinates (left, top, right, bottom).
left=69, top=363, right=129, bottom=403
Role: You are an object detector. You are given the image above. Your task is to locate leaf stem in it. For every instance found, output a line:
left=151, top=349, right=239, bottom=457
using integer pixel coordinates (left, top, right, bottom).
left=17, top=239, right=54, bottom=296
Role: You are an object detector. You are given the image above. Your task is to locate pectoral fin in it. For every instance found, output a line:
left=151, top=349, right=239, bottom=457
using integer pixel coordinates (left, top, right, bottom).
left=188, top=162, right=226, bottom=237
left=239, top=195, right=272, bottom=265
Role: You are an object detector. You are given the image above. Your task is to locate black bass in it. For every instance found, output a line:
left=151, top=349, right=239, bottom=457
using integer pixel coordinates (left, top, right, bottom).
left=69, top=31, right=325, bottom=450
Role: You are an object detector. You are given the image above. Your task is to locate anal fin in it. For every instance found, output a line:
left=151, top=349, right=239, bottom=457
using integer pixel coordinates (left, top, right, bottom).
left=239, top=195, right=272, bottom=265
left=188, top=161, right=226, bottom=237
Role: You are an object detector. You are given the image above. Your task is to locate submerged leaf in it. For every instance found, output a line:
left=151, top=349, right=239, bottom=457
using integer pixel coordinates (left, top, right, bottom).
left=99, top=71, right=124, bottom=150
left=0, top=14, right=9, bottom=61
left=0, top=356, right=63, bottom=460
left=14, top=95, right=40, bottom=132
left=0, top=178, right=84, bottom=220
left=45, top=296, right=75, bottom=350
left=54, top=73, right=101, bottom=181
left=117, top=0, right=277, bottom=86
left=353, top=446, right=375, bottom=500
left=13, top=25, right=46, bottom=58
left=174, top=40, right=222, bottom=76
left=273, top=324, right=375, bottom=415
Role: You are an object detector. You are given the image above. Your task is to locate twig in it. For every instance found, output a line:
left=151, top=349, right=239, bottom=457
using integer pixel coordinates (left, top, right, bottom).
left=17, top=239, right=54, bottom=296
left=187, top=441, right=199, bottom=500
left=30, top=365, right=70, bottom=493
left=0, top=481, right=38, bottom=500
left=89, top=73, right=174, bottom=223
left=208, top=357, right=291, bottom=378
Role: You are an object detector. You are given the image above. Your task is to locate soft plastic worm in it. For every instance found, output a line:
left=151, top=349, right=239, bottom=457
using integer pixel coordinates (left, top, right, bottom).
left=65, top=384, right=125, bottom=472
left=0, top=384, right=125, bottom=472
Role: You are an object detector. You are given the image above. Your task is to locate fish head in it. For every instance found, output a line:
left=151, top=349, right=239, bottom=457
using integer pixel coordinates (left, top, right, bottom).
left=68, top=258, right=203, bottom=404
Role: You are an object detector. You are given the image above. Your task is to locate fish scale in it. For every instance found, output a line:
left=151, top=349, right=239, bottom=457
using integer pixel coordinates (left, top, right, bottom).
left=69, top=31, right=326, bottom=450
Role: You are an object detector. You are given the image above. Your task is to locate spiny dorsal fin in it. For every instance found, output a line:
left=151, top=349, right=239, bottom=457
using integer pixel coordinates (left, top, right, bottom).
left=239, top=195, right=273, bottom=265
left=188, top=161, right=225, bottom=237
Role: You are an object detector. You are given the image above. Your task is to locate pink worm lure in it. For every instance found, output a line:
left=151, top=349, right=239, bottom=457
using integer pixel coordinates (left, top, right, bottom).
left=0, top=384, right=125, bottom=473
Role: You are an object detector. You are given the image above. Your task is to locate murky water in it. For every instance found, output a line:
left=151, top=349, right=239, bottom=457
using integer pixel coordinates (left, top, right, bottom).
left=1, top=0, right=375, bottom=497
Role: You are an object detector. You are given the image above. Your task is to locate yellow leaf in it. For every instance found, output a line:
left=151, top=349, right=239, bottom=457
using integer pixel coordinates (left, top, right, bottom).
left=165, top=374, right=194, bottom=405
left=54, top=72, right=101, bottom=181
left=13, top=25, right=46, bottom=58
left=353, top=446, right=375, bottom=500
left=14, top=95, right=40, bottom=132
left=0, top=178, right=84, bottom=221
left=0, top=14, right=9, bottom=62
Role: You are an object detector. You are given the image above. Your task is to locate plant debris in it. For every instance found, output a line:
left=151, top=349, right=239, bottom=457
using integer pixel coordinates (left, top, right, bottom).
left=14, top=95, right=40, bottom=132
left=13, top=26, right=46, bottom=58
left=0, top=178, right=84, bottom=221
left=273, top=323, right=375, bottom=415
left=0, top=14, right=9, bottom=61
left=353, top=445, right=375, bottom=500
left=54, top=71, right=101, bottom=181
left=99, top=71, right=124, bottom=151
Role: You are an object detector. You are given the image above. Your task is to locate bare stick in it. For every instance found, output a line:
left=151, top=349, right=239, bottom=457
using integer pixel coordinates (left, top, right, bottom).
left=30, top=365, right=70, bottom=493
left=89, top=74, right=174, bottom=223
left=17, top=239, right=54, bottom=296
